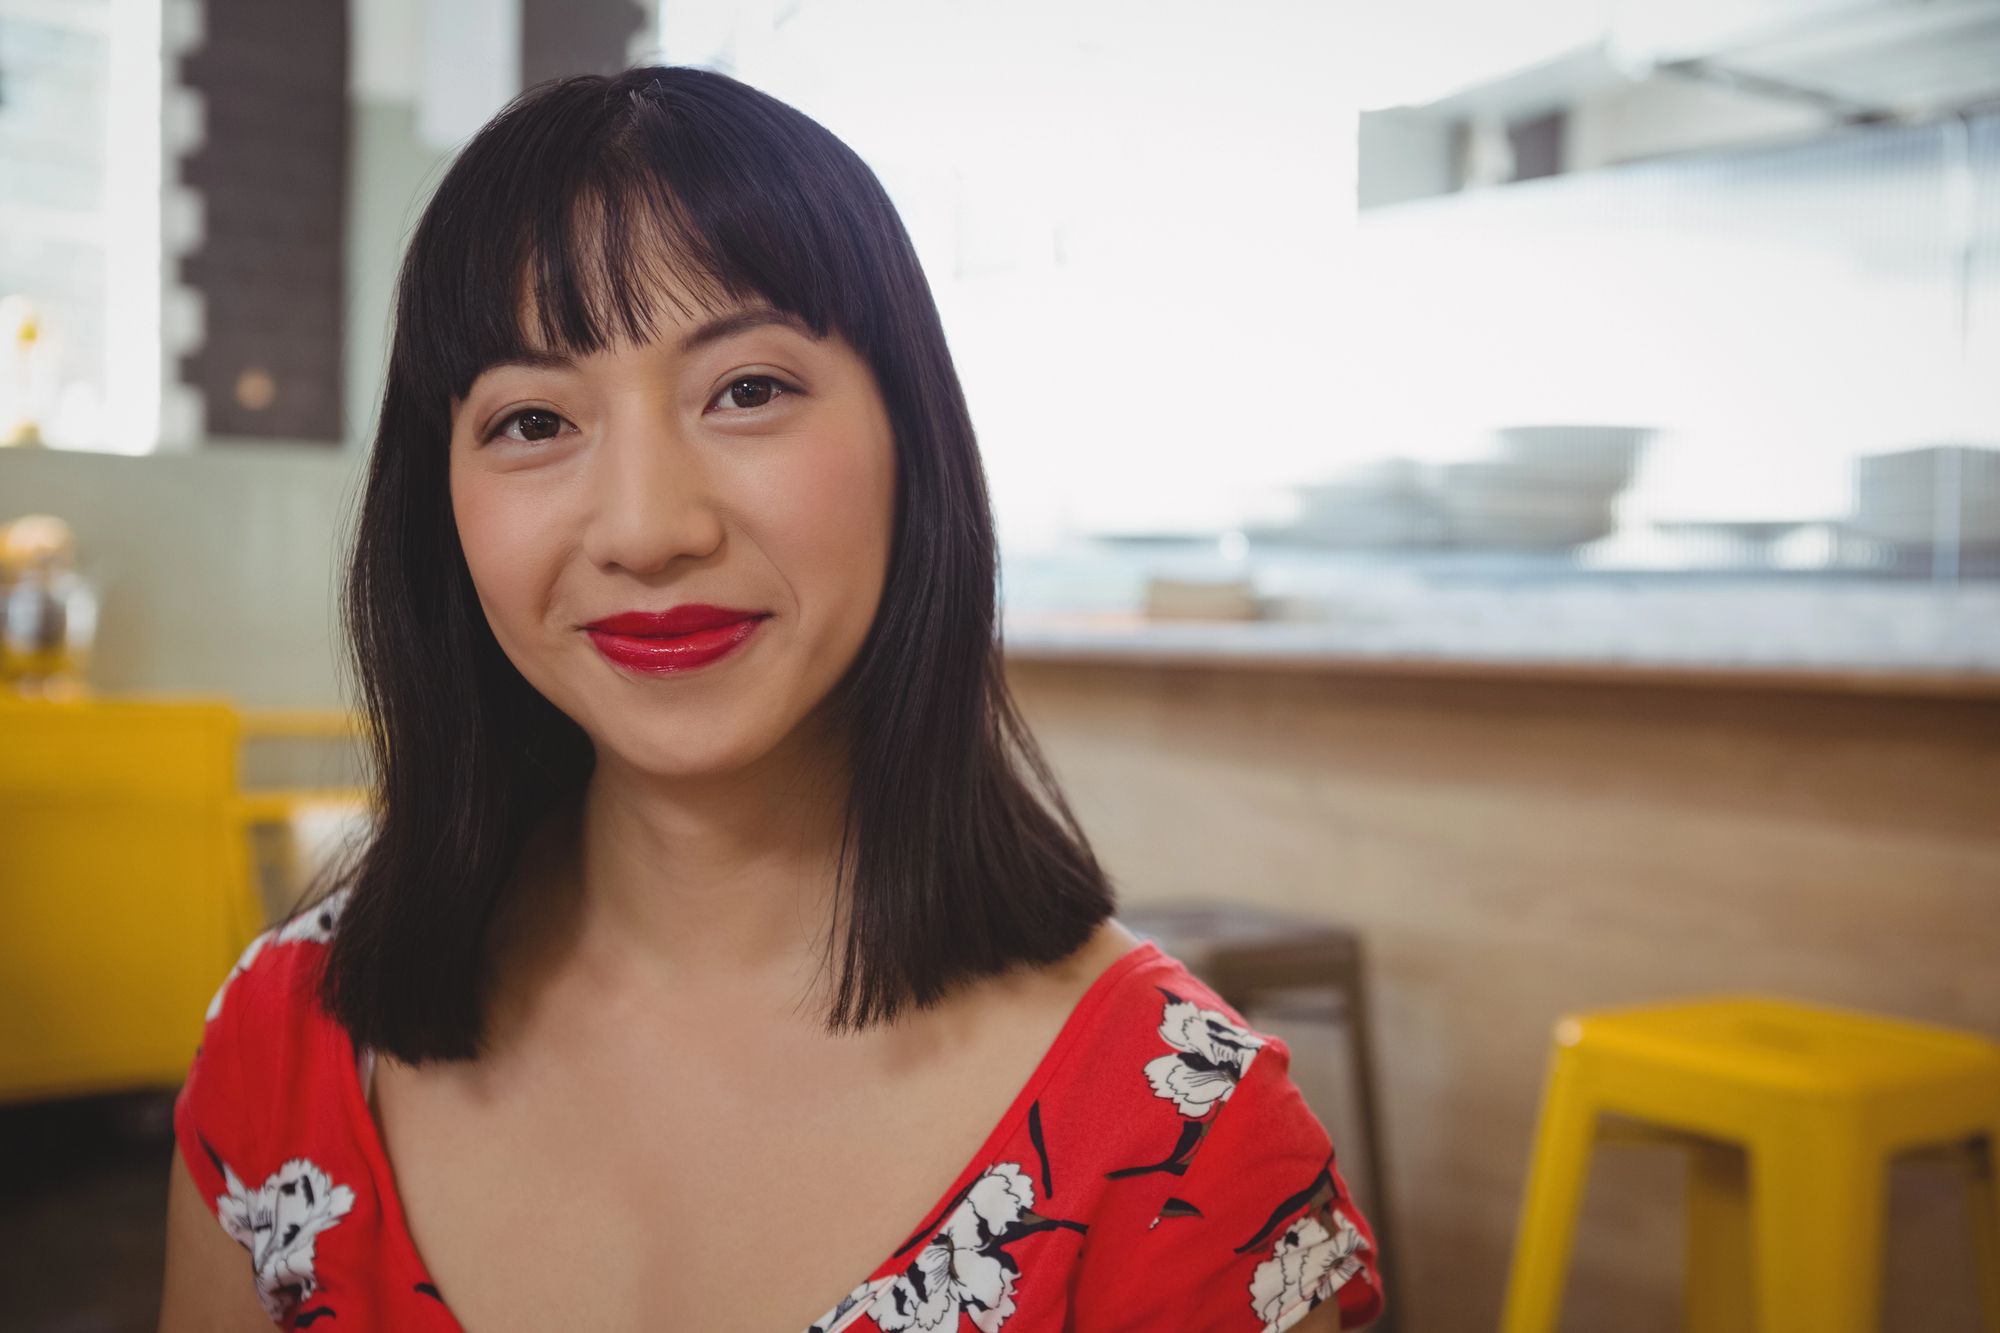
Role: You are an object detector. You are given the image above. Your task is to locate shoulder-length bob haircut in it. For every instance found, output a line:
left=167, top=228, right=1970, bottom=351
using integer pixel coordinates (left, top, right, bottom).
left=321, top=67, right=1114, bottom=1063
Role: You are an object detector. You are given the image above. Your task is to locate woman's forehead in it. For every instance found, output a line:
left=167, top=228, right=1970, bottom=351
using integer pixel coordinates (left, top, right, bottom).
left=509, top=191, right=743, bottom=350
left=478, top=175, right=838, bottom=382
left=511, top=293, right=817, bottom=360
left=513, top=264, right=750, bottom=350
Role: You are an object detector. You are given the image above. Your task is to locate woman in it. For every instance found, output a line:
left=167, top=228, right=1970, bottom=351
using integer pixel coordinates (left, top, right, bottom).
left=161, top=67, right=1380, bottom=1333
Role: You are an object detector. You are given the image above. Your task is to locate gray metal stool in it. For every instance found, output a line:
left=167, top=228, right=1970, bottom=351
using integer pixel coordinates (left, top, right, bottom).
left=1121, top=903, right=1400, bottom=1332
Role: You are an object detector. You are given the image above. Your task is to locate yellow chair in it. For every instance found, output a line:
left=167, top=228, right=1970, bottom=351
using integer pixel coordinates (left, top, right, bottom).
left=0, top=698, right=364, bottom=1103
left=1499, top=995, right=2000, bottom=1333
left=236, top=706, right=373, bottom=923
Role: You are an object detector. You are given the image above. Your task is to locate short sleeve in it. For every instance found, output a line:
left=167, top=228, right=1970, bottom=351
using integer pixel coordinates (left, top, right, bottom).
left=171, top=898, right=400, bottom=1327
left=1069, top=1035, right=1385, bottom=1332
left=175, top=929, right=279, bottom=1216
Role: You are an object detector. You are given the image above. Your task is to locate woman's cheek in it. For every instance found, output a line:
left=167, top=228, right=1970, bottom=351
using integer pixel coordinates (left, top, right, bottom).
left=455, top=477, right=569, bottom=654
left=779, top=431, right=893, bottom=631
left=791, top=400, right=895, bottom=565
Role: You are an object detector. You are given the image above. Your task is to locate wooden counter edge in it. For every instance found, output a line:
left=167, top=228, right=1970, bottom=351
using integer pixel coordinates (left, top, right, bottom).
left=1001, top=644, right=2000, bottom=701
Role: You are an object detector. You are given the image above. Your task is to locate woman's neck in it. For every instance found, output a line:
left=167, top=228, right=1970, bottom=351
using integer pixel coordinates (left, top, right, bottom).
left=569, top=720, right=850, bottom=987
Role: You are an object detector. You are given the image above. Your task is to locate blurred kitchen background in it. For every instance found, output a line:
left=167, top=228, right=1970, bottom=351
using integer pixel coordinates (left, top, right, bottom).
left=3, top=1, right=1998, bottom=1331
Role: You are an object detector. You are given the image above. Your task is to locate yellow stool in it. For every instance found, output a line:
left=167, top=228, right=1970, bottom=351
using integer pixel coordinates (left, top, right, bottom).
left=1499, top=995, right=2000, bottom=1333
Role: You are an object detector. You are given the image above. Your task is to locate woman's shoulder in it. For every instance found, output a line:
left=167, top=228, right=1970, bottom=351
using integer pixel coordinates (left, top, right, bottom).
left=175, top=888, right=365, bottom=1212
left=853, top=939, right=1381, bottom=1332
left=1035, top=936, right=1386, bottom=1331
left=199, top=888, right=350, bottom=1040
left=1029, top=938, right=1300, bottom=1176
left=1051, top=935, right=1283, bottom=1100
left=173, top=889, right=438, bottom=1324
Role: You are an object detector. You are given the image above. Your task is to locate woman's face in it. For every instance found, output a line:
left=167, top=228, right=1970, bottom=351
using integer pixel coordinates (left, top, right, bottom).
left=449, top=302, right=896, bottom=781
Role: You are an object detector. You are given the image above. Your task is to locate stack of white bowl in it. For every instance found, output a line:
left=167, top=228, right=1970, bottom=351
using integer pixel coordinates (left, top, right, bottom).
left=1438, top=425, right=1651, bottom=550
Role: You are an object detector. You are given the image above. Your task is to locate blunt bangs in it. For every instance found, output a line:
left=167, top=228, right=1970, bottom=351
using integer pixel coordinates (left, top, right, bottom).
left=402, top=69, right=908, bottom=425
left=324, top=67, right=1113, bottom=1063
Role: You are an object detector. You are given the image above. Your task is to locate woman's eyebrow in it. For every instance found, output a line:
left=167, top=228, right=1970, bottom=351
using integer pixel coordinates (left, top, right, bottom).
left=486, top=350, right=579, bottom=373
left=679, top=308, right=813, bottom=353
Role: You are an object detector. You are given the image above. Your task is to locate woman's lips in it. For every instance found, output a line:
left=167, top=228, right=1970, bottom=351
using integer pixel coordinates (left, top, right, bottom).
left=583, top=605, right=768, bottom=675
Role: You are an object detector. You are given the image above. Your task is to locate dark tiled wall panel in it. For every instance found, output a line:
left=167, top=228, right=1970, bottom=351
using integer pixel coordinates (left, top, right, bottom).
left=180, top=0, right=348, bottom=443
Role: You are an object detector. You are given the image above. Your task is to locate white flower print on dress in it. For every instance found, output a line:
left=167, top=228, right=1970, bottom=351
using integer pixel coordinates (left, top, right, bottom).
left=215, top=1156, right=356, bottom=1319
left=204, top=889, right=352, bottom=1024
left=276, top=886, right=350, bottom=946
left=1143, top=993, right=1265, bottom=1118
left=869, top=1164, right=1038, bottom=1333
left=205, top=931, right=270, bottom=1023
left=1248, top=1209, right=1369, bottom=1333
left=806, top=1278, right=896, bottom=1333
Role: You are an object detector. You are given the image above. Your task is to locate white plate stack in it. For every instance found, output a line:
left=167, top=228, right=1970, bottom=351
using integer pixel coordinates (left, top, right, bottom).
left=1851, top=445, right=2000, bottom=548
left=1287, top=459, right=1449, bottom=549
left=1438, top=426, right=1651, bottom=550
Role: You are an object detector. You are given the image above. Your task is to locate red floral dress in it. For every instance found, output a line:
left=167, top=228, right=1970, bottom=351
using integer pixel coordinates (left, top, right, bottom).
left=177, top=893, right=1384, bottom=1332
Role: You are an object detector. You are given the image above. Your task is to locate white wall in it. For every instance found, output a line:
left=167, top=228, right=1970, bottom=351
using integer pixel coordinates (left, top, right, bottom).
left=687, top=0, right=1363, bottom=546
left=0, top=445, right=360, bottom=708
left=344, top=101, right=449, bottom=452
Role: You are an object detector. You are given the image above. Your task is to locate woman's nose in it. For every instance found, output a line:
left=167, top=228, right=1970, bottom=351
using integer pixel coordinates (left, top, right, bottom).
left=579, top=416, right=725, bottom=576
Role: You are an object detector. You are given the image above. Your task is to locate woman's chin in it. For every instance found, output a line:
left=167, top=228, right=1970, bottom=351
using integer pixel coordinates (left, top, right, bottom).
left=585, top=720, right=814, bottom=788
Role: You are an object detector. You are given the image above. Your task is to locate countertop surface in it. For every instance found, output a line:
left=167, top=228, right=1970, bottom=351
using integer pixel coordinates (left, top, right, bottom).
left=1002, top=608, right=2000, bottom=699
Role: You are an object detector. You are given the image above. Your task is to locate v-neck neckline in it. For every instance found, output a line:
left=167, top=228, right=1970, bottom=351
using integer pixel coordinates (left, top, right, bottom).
left=337, top=939, right=1163, bottom=1329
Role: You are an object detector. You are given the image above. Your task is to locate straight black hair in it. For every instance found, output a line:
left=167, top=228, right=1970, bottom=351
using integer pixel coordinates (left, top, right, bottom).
left=321, top=67, right=1115, bottom=1063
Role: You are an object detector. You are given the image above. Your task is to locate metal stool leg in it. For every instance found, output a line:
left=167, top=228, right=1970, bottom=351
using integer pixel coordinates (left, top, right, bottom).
left=1969, top=1132, right=2000, bottom=1333
left=1750, top=1115, right=1889, bottom=1333
left=1499, top=1049, right=1601, bottom=1333
left=1331, top=946, right=1401, bottom=1332
left=1683, top=1138, right=1755, bottom=1333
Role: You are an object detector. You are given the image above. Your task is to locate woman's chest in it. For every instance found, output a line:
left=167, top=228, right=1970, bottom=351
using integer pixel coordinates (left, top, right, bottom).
left=373, top=1019, right=1048, bottom=1333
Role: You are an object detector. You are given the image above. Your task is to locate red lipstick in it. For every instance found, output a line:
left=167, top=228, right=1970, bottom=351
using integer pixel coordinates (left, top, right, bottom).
left=584, top=604, right=768, bottom=675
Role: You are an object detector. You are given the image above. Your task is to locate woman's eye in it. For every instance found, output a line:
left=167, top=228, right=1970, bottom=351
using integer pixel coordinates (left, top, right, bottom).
left=711, top=376, right=783, bottom=411
left=499, top=409, right=567, bottom=442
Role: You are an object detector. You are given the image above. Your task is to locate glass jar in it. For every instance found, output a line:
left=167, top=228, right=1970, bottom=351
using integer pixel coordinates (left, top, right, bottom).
left=0, top=515, right=96, bottom=698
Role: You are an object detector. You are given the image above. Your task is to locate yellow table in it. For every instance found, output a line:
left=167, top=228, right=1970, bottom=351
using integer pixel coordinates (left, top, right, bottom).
left=0, top=698, right=362, bottom=1103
